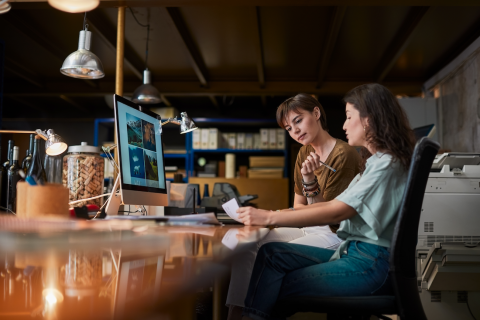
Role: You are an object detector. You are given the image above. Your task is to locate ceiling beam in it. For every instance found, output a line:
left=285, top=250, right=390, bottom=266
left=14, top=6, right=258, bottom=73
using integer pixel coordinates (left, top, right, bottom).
left=4, top=59, right=43, bottom=88
left=317, top=6, right=347, bottom=89
left=160, top=94, right=172, bottom=106
left=208, top=95, right=219, bottom=109
left=6, top=96, right=45, bottom=114
left=251, top=6, right=266, bottom=88
left=165, top=7, right=209, bottom=87
left=426, top=18, right=480, bottom=80
left=374, top=6, right=431, bottom=83
left=87, top=10, right=144, bottom=80
left=59, top=95, right=90, bottom=113
left=5, top=80, right=423, bottom=97
left=2, top=12, right=99, bottom=88
left=10, top=1, right=480, bottom=7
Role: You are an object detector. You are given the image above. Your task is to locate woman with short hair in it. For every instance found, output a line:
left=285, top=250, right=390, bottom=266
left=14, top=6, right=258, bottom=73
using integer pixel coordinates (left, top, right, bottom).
left=226, top=93, right=360, bottom=320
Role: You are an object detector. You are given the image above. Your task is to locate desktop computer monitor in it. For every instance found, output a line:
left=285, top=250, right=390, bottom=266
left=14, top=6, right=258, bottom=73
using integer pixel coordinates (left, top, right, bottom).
left=111, top=94, right=168, bottom=207
left=413, top=124, right=436, bottom=141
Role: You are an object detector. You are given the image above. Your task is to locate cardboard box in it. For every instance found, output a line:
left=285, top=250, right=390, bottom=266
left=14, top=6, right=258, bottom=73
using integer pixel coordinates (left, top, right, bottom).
left=249, top=156, right=285, bottom=168
left=248, top=168, right=283, bottom=178
left=16, top=182, right=70, bottom=218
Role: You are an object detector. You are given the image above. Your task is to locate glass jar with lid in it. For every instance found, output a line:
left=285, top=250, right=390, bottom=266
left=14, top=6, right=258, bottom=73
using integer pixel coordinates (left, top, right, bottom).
left=63, top=142, right=104, bottom=207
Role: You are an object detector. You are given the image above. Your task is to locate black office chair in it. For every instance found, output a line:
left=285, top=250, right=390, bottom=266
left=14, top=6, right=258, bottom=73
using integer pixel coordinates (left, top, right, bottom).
left=272, top=137, right=440, bottom=320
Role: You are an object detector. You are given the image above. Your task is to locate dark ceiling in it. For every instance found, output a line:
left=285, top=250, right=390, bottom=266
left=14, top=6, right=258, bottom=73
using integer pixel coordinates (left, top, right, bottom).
left=1, top=1, right=480, bottom=120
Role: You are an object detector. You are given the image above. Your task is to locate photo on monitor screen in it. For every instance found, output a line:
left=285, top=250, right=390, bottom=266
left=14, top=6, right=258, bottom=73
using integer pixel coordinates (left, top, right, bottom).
left=126, top=113, right=144, bottom=148
left=128, top=145, right=146, bottom=178
left=142, top=119, right=157, bottom=152
left=144, top=149, right=159, bottom=188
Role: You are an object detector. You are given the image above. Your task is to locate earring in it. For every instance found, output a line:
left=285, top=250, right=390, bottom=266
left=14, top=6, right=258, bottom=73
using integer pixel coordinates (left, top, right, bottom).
left=363, top=126, right=366, bottom=132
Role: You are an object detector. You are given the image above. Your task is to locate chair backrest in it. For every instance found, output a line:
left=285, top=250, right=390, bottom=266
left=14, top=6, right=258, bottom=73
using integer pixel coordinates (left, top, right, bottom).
left=389, top=137, right=440, bottom=319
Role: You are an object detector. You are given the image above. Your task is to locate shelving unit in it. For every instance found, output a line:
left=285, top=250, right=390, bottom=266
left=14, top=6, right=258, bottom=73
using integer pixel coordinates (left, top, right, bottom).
left=93, top=117, right=288, bottom=182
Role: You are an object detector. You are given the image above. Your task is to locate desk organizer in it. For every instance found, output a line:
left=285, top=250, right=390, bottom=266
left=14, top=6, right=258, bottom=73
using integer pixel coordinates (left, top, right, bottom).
left=16, top=181, right=70, bottom=218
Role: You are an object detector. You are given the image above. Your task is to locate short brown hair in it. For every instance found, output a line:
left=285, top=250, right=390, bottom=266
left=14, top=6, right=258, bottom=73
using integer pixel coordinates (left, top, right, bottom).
left=276, top=93, right=328, bottom=131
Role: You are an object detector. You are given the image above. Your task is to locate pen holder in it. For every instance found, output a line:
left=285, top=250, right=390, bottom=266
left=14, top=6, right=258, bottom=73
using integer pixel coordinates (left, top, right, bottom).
left=16, top=181, right=70, bottom=219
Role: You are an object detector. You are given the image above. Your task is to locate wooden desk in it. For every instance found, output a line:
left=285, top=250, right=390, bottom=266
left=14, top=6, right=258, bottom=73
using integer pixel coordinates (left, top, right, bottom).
left=0, top=217, right=268, bottom=320
left=188, top=177, right=290, bottom=210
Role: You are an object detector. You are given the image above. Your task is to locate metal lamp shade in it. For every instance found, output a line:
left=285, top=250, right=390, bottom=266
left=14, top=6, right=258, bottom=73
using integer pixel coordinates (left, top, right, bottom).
left=132, top=69, right=161, bottom=104
left=45, top=130, right=68, bottom=156
left=0, top=1, right=11, bottom=14
left=180, top=112, right=198, bottom=134
left=61, top=30, right=104, bottom=79
left=48, top=0, right=99, bottom=13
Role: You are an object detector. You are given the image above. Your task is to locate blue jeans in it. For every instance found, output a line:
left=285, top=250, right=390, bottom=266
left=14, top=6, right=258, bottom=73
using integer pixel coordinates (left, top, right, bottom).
left=243, top=241, right=392, bottom=320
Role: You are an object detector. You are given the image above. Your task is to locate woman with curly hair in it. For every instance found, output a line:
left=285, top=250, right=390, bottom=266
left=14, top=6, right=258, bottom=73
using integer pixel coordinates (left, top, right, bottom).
left=236, top=83, right=416, bottom=320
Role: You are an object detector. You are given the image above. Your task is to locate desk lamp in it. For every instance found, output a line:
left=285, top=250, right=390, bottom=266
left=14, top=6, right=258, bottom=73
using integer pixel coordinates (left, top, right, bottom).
left=161, top=112, right=198, bottom=134
left=0, top=129, right=68, bottom=156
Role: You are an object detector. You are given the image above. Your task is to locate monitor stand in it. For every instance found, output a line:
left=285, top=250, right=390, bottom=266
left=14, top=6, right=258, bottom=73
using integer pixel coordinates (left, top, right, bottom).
left=106, top=175, right=122, bottom=216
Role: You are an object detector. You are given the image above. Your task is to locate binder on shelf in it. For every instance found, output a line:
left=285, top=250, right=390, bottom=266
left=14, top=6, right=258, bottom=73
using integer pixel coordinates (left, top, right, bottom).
left=245, top=133, right=253, bottom=149
left=253, top=133, right=261, bottom=150
left=209, top=128, right=220, bottom=149
left=201, top=128, right=210, bottom=149
left=193, top=129, right=201, bottom=149
left=249, top=156, right=285, bottom=168
left=228, top=133, right=236, bottom=149
left=276, top=129, right=285, bottom=150
left=260, top=129, right=269, bottom=149
left=237, top=133, right=245, bottom=150
left=221, top=133, right=229, bottom=149
left=268, top=129, right=277, bottom=149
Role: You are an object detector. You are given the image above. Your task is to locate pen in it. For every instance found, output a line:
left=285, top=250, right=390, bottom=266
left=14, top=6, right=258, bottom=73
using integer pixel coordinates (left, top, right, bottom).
left=319, top=160, right=336, bottom=173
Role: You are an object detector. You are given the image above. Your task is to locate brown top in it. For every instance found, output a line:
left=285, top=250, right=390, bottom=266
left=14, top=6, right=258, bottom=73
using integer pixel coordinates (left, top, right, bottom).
left=294, top=139, right=361, bottom=232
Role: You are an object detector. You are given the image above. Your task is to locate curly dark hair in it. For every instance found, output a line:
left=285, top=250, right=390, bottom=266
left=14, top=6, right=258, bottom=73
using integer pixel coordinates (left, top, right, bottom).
left=343, top=83, right=416, bottom=173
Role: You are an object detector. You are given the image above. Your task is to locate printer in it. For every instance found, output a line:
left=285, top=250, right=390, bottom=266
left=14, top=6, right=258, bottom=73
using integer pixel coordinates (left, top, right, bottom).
left=417, top=153, right=480, bottom=319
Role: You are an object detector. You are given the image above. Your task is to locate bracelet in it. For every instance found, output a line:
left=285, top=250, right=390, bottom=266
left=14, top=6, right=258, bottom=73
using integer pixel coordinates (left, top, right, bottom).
left=303, top=183, right=319, bottom=192
left=302, top=187, right=320, bottom=198
left=289, top=207, right=295, bottom=211
left=301, top=176, right=318, bottom=186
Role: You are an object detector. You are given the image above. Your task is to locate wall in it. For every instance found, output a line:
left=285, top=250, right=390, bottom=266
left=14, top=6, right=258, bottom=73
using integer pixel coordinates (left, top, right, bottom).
left=398, top=97, right=438, bottom=143
left=437, top=54, right=480, bottom=152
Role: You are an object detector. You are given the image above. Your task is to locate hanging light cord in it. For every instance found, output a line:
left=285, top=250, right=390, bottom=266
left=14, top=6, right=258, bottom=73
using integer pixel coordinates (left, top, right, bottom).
left=83, top=12, right=88, bottom=30
left=129, top=7, right=150, bottom=70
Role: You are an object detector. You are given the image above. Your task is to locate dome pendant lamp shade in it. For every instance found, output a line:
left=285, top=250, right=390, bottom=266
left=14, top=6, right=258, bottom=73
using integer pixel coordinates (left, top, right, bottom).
left=60, top=28, right=104, bottom=79
left=0, top=0, right=11, bottom=14
left=132, top=69, right=161, bottom=104
left=48, top=0, right=99, bottom=13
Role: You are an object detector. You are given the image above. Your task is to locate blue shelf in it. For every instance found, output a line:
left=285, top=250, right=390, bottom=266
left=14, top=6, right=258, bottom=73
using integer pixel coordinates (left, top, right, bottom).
left=192, top=149, right=285, bottom=153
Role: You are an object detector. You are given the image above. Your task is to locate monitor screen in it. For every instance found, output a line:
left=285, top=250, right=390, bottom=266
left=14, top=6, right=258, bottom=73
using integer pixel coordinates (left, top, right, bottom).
left=114, top=95, right=167, bottom=199
left=413, top=124, right=436, bottom=141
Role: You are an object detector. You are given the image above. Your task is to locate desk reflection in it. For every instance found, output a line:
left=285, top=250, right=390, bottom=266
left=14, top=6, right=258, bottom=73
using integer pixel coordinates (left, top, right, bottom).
left=0, top=224, right=266, bottom=320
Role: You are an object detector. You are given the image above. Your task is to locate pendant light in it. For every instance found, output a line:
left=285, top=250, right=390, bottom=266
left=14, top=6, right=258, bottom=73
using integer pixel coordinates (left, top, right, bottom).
left=131, top=9, right=161, bottom=104
left=0, top=0, right=11, bottom=14
left=48, top=0, right=98, bottom=13
left=60, top=13, right=104, bottom=79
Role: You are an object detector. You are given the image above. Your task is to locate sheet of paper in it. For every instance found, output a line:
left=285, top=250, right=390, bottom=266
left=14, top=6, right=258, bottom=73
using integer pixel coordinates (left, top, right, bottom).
left=222, top=198, right=242, bottom=223
left=221, top=228, right=239, bottom=250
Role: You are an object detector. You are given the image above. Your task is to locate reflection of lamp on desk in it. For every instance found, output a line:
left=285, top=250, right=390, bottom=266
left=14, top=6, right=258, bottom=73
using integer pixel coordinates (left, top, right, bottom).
left=0, top=129, right=68, bottom=156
